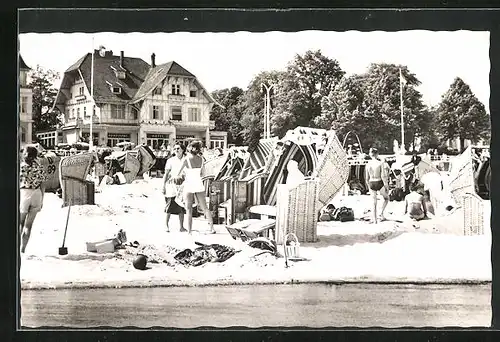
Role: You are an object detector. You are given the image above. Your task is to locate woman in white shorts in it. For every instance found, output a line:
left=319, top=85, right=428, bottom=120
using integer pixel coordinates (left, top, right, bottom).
left=19, top=145, right=47, bottom=253
left=175, top=141, right=215, bottom=235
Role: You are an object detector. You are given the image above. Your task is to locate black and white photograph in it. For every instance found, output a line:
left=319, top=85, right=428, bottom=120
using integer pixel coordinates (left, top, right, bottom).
left=17, top=9, right=493, bottom=329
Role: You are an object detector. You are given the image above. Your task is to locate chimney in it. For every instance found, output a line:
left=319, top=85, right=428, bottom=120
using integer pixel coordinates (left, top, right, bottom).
left=120, top=51, right=124, bottom=68
left=151, top=53, right=156, bottom=68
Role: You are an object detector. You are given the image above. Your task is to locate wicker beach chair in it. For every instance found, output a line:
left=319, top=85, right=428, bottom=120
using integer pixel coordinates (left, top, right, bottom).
left=463, top=192, right=485, bottom=236
left=448, top=146, right=475, bottom=205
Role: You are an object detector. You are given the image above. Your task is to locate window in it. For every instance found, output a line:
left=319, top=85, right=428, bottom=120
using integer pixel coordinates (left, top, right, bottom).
left=20, top=71, right=27, bottom=87
left=77, top=108, right=80, bottom=119
left=20, top=96, right=28, bottom=114
left=146, top=134, right=169, bottom=150
left=21, top=127, right=26, bottom=143
left=153, top=86, right=162, bottom=95
left=189, top=90, right=197, bottom=98
left=171, top=84, right=180, bottom=95
left=93, top=105, right=96, bottom=116
left=107, top=133, right=131, bottom=147
left=131, top=107, right=138, bottom=120
left=152, top=105, right=163, bottom=120
left=171, top=106, right=182, bottom=121
left=79, top=87, right=84, bottom=95
left=112, top=87, right=122, bottom=94
left=188, top=108, right=200, bottom=121
left=84, top=106, right=88, bottom=117
left=71, top=108, right=75, bottom=118
left=111, top=104, right=125, bottom=119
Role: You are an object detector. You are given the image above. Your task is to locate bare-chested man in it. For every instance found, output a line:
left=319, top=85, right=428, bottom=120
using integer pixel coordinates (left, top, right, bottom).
left=365, top=147, right=390, bottom=223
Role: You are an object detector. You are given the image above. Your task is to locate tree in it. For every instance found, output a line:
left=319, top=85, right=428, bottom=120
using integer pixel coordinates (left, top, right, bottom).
left=272, top=50, right=345, bottom=137
left=437, top=77, right=490, bottom=151
left=239, top=70, right=283, bottom=150
left=210, top=87, right=244, bottom=145
left=29, top=65, right=62, bottom=138
left=316, top=63, right=432, bottom=153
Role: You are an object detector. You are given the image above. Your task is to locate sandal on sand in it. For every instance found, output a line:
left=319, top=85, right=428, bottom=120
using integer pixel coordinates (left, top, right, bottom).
left=180, top=228, right=187, bottom=233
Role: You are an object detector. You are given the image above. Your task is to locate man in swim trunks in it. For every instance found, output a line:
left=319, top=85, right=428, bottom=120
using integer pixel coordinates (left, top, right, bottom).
left=365, top=147, right=390, bottom=223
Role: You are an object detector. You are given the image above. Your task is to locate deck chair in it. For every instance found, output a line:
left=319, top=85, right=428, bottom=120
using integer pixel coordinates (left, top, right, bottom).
left=225, top=218, right=276, bottom=242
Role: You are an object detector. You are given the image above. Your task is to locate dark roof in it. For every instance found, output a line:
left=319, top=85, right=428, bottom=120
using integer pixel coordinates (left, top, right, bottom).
left=131, top=61, right=196, bottom=102
left=55, top=50, right=151, bottom=107
left=19, top=55, right=30, bottom=70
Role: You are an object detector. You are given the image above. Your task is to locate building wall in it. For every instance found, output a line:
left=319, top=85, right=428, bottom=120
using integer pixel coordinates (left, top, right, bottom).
left=19, top=69, right=33, bottom=144
left=64, top=75, right=98, bottom=124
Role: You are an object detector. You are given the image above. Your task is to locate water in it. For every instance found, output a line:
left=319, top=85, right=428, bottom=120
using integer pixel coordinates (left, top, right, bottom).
left=21, top=283, right=491, bottom=328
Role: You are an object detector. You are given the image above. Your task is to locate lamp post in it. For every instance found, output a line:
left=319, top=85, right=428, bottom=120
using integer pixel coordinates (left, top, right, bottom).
left=261, top=83, right=274, bottom=139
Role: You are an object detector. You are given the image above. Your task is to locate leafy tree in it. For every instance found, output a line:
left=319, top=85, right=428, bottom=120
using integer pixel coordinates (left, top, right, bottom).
left=239, top=70, right=283, bottom=150
left=210, top=87, right=244, bottom=145
left=272, top=50, right=345, bottom=137
left=437, top=77, right=490, bottom=151
left=29, top=65, right=61, bottom=138
left=316, top=63, right=432, bottom=153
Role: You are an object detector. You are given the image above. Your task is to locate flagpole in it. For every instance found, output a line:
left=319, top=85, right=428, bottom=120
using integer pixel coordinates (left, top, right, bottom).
left=90, top=37, right=94, bottom=151
left=399, top=68, right=405, bottom=154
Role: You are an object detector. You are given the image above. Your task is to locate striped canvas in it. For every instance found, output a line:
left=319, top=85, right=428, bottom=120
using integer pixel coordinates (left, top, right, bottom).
left=239, top=138, right=278, bottom=180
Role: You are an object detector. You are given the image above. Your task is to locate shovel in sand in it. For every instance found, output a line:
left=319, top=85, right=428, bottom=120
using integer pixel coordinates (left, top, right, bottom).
left=58, top=204, right=71, bottom=255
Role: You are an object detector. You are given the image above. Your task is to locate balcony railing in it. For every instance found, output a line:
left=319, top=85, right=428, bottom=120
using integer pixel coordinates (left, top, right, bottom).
left=171, top=120, right=215, bottom=130
left=168, top=94, right=186, bottom=101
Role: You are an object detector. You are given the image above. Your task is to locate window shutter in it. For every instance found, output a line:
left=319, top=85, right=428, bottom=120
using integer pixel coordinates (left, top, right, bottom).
left=150, top=105, right=154, bottom=120
left=160, top=106, right=164, bottom=120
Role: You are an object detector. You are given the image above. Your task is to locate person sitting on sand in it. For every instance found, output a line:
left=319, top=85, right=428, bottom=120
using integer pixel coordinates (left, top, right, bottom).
left=365, top=147, right=390, bottom=223
left=404, top=182, right=428, bottom=221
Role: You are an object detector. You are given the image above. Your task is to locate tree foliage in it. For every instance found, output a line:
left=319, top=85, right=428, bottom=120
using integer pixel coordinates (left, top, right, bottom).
left=272, top=50, right=345, bottom=137
left=315, top=63, right=433, bottom=153
left=29, top=65, right=62, bottom=136
left=437, top=77, right=490, bottom=151
left=238, top=70, right=283, bottom=150
left=210, top=87, right=244, bottom=145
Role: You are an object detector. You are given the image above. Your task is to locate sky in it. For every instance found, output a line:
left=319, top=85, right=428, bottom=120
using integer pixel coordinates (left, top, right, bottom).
left=19, top=30, right=490, bottom=111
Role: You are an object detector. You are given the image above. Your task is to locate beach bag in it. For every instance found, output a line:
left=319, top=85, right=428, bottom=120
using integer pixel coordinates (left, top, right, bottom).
left=332, top=206, right=355, bottom=222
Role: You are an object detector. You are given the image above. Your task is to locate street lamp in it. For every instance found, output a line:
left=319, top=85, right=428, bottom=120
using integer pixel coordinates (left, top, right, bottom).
left=261, top=83, right=274, bottom=139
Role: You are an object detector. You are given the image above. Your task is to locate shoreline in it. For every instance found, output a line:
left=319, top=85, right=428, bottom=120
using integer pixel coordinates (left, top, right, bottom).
left=21, top=278, right=492, bottom=291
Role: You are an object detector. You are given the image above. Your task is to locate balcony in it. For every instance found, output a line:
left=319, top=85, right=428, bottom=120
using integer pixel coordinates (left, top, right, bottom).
left=171, top=120, right=215, bottom=130
left=75, top=94, right=87, bottom=101
left=168, top=94, right=186, bottom=102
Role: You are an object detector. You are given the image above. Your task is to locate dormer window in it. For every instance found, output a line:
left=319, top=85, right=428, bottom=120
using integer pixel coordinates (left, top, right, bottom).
left=107, top=80, right=122, bottom=95
left=189, top=90, right=197, bottom=98
left=171, top=84, right=180, bottom=95
left=153, top=86, right=162, bottom=95
left=110, top=66, right=126, bottom=80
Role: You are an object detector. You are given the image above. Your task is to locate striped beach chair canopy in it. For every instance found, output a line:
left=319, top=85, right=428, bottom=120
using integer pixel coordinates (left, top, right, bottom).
left=239, top=137, right=279, bottom=181
left=201, top=154, right=227, bottom=179
left=214, top=146, right=249, bottom=181
left=262, top=127, right=331, bottom=206
left=153, top=150, right=171, bottom=159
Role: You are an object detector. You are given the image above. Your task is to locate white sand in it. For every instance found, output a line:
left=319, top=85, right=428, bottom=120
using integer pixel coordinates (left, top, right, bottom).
left=20, top=178, right=492, bottom=289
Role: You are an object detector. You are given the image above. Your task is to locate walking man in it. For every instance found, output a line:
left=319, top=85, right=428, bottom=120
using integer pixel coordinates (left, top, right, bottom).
left=365, top=147, right=390, bottom=223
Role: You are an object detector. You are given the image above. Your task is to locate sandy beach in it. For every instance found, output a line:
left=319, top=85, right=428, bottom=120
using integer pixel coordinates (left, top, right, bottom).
left=19, top=177, right=492, bottom=290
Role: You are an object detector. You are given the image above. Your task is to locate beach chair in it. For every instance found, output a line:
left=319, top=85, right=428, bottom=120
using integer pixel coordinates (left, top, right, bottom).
left=225, top=218, right=276, bottom=242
